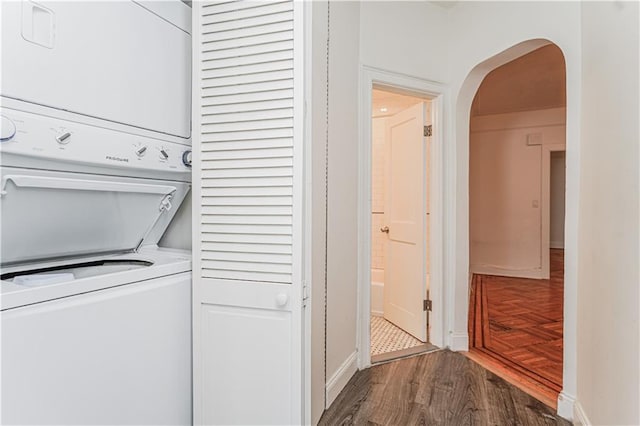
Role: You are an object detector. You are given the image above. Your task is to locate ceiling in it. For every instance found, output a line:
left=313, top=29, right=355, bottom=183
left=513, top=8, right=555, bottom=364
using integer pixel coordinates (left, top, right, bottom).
left=372, top=89, right=427, bottom=118
left=472, top=45, right=566, bottom=116
left=429, top=1, right=459, bottom=9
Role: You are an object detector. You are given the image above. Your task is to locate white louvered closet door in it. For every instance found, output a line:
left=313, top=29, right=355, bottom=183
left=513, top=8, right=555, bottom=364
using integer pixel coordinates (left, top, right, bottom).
left=192, top=1, right=304, bottom=425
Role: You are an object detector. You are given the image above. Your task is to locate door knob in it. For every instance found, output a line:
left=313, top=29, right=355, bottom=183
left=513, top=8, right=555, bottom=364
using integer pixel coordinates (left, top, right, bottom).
left=276, top=293, right=288, bottom=307
left=380, top=226, right=389, bottom=233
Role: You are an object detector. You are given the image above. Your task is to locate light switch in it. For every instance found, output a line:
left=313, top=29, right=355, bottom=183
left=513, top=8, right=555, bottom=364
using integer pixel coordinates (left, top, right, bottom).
left=526, top=133, right=543, bottom=146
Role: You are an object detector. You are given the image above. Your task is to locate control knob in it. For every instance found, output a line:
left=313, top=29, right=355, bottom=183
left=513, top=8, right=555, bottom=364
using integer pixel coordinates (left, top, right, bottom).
left=55, top=131, right=72, bottom=145
left=159, top=148, right=169, bottom=160
left=182, top=150, right=192, bottom=168
left=1, top=115, right=16, bottom=142
left=135, top=145, right=148, bottom=157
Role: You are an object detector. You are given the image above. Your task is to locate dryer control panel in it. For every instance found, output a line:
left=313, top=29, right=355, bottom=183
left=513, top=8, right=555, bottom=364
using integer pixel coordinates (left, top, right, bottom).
left=0, top=108, right=193, bottom=177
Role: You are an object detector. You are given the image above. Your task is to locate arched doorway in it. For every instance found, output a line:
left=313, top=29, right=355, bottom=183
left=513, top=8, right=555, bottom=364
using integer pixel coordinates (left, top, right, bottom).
left=466, top=44, right=566, bottom=407
left=450, top=39, right=579, bottom=419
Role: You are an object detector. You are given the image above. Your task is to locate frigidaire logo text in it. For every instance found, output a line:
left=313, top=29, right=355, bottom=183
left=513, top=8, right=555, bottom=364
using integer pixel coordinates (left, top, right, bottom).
left=106, top=156, right=129, bottom=163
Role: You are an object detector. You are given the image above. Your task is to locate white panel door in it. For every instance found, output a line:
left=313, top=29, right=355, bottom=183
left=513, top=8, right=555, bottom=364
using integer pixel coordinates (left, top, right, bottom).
left=383, top=102, right=428, bottom=342
left=192, top=1, right=304, bottom=424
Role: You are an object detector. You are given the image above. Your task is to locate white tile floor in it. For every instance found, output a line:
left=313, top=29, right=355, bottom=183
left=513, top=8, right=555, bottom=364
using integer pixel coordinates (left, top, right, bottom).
left=370, top=315, right=423, bottom=356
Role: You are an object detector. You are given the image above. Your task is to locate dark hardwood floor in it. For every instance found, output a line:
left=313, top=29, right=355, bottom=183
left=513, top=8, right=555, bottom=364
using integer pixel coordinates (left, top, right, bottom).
left=319, top=349, right=570, bottom=426
left=468, top=249, right=564, bottom=408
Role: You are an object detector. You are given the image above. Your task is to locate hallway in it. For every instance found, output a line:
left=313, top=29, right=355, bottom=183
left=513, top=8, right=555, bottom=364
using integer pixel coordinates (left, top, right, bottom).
left=468, top=249, right=564, bottom=407
left=319, top=350, right=569, bottom=425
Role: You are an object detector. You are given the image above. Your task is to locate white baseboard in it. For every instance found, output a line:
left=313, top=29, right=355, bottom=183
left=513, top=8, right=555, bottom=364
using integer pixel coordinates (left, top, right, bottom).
left=572, top=400, right=591, bottom=426
left=557, top=391, right=576, bottom=421
left=325, top=351, right=358, bottom=408
left=371, top=310, right=384, bottom=317
left=550, top=241, right=565, bottom=249
left=470, top=264, right=543, bottom=280
left=449, top=332, right=469, bottom=351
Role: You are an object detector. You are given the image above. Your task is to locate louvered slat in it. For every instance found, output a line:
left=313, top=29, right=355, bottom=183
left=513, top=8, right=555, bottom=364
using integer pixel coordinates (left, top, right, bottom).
left=202, top=51, right=293, bottom=71
left=202, top=0, right=285, bottom=15
left=202, top=2, right=292, bottom=26
left=201, top=88, right=292, bottom=106
left=200, top=139, right=293, bottom=153
left=201, top=233, right=291, bottom=245
left=202, top=40, right=293, bottom=62
left=202, top=10, right=292, bottom=34
left=202, top=70, right=293, bottom=90
left=201, top=242, right=292, bottom=254
left=202, top=146, right=292, bottom=159
left=197, top=0, right=295, bottom=277
left=201, top=186, right=292, bottom=197
left=202, top=214, right=292, bottom=225
left=202, top=128, right=293, bottom=143
left=203, top=251, right=292, bottom=264
left=201, top=166, right=292, bottom=179
left=202, top=59, right=293, bottom=80
left=202, top=176, right=292, bottom=187
left=203, top=165, right=292, bottom=177
left=203, top=30, right=293, bottom=52
left=198, top=0, right=295, bottom=285
left=201, top=205, right=292, bottom=215
left=202, top=98, right=293, bottom=116
left=202, top=21, right=293, bottom=44
left=201, top=269, right=291, bottom=284
left=202, top=195, right=292, bottom=206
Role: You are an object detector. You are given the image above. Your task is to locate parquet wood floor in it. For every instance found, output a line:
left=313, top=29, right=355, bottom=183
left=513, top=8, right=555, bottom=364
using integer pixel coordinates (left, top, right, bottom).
left=468, top=250, right=564, bottom=408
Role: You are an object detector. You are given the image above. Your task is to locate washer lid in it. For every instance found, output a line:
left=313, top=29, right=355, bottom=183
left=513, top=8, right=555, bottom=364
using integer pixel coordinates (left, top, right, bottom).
left=0, top=171, right=178, bottom=266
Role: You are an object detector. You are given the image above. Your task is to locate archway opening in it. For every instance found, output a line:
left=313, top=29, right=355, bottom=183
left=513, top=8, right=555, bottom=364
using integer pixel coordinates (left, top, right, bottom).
left=465, top=44, right=567, bottom=408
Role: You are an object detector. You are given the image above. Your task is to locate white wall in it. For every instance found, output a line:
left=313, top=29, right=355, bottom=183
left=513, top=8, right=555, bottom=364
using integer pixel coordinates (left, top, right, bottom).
left=469, top=109, right=566, bottom=278
left=360, top=0, right=583, bottom=364
left=309, top=1, right=361, bottom=418
left=550, top=152, right=566, bottom=249
left=446, top=4, right=583, bottom=417
left=312, top=3, right=639, bottom=424
left=325, top=0, right=360, bottom=400
left=577, top=3, right=639, bottom=424
left=360, top=1, right=449, bottom=82
left=311, top=2, right=448, bottom=414
left=309, top=1, right=328, bottom=423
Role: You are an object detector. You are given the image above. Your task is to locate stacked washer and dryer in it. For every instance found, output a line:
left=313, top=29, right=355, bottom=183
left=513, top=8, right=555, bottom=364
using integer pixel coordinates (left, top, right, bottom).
left=1, top=2, right=193, bottom=424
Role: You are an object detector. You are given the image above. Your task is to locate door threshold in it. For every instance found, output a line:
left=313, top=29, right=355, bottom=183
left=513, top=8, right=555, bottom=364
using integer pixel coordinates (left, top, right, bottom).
left=371, top=343, right=440, bottom=365
left=465, top=349, right=559, bottom=409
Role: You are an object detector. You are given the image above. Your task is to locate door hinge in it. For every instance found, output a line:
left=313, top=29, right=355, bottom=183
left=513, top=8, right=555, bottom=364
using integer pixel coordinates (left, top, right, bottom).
left=423, top=299, right=432, bottom=311
left=424, top=125, right=432, bottom=137
left=302, top=281, right=309, bottom=307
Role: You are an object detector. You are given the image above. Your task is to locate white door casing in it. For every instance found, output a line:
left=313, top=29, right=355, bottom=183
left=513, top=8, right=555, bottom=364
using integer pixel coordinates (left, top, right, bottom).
left=191, top=1, right=305, bottom=424
left=358, top=69, right=446, bottom=369
left=383, top=102, right=428, bottom=342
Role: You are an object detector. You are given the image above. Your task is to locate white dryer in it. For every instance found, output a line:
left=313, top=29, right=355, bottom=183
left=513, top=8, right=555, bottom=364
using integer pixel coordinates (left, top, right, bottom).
left=0, top=107, right=193, bottom=425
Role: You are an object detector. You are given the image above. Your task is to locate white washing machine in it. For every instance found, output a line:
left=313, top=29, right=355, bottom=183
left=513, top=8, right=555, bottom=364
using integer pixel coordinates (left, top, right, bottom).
left=0, top=107, right=193, bottom=425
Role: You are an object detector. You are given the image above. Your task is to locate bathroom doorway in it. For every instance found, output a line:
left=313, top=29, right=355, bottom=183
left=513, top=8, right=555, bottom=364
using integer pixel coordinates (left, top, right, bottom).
left=369, top=87, right=436, bottom=363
